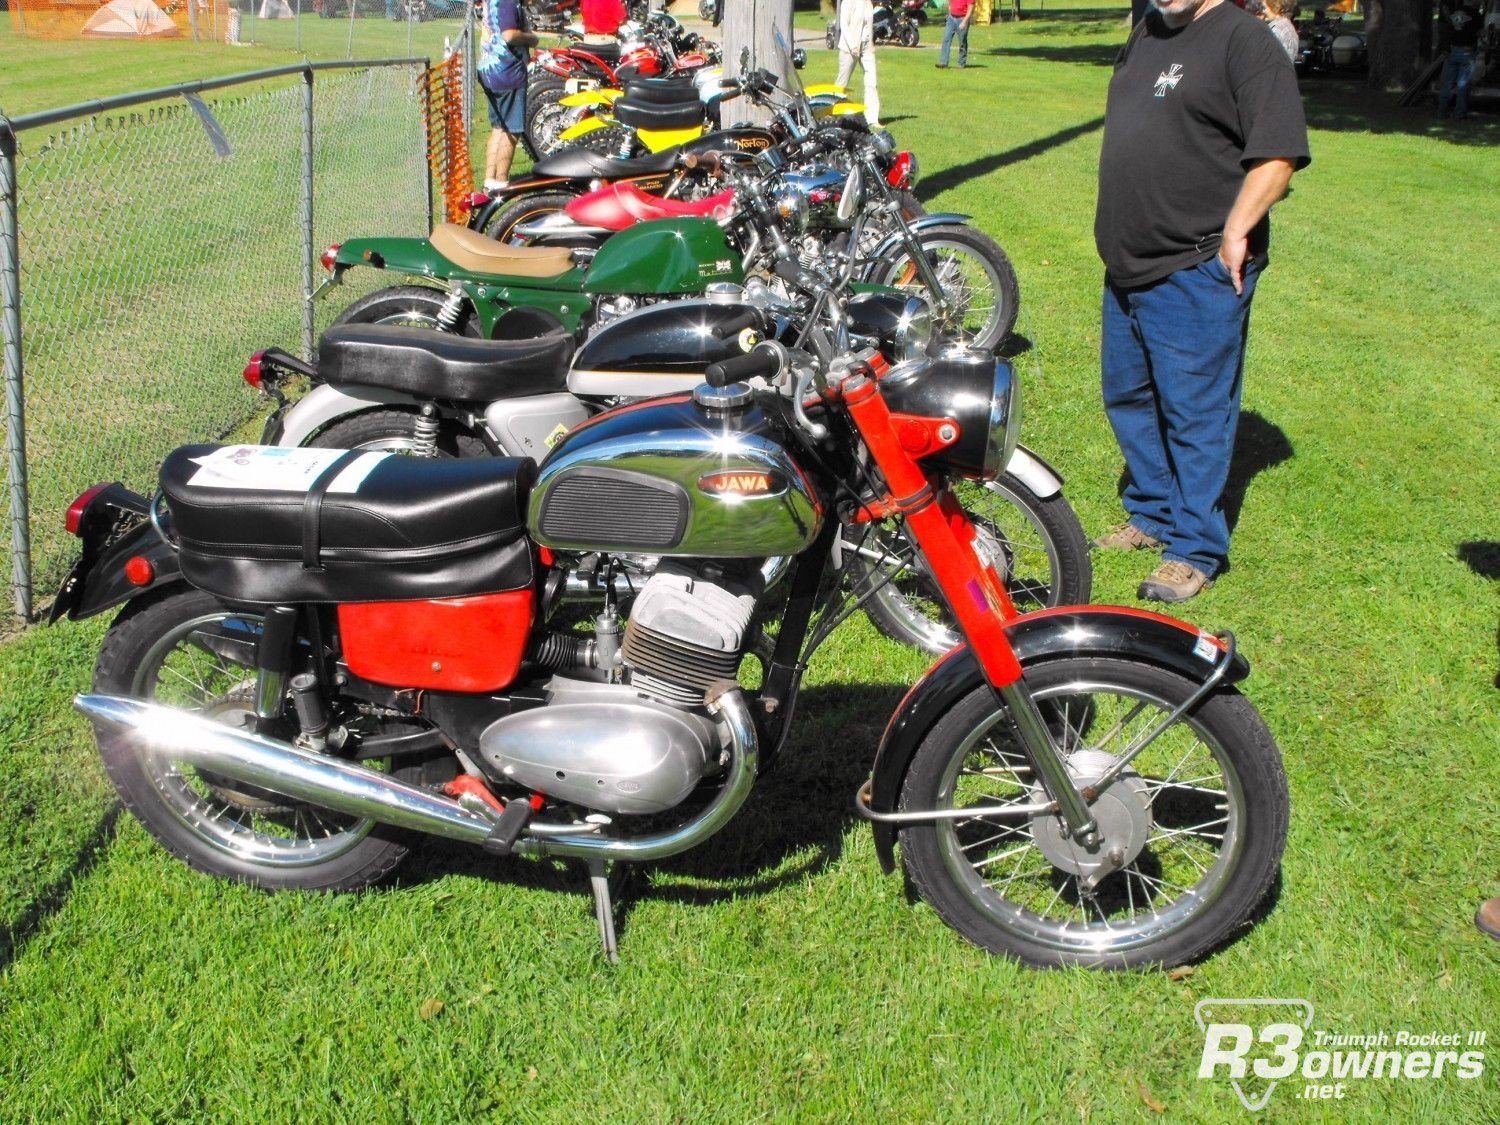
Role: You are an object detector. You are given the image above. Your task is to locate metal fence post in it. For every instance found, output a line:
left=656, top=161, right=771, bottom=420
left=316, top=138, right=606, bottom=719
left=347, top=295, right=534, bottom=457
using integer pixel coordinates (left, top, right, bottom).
left=301, top=69, right=316, bottom=361
left=0, top=117, right=33, bottom=621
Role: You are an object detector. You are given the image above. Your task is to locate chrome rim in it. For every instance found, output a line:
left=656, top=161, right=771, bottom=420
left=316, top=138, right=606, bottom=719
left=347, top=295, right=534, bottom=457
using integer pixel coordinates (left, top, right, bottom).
left=131, top=610, right=377, bottom=866
left=881, top=237, right=1002, bottom=346
left=366, top=305, right=443, bottom=330
left=858, top=478, right=1064, bottom=654
left=933, top=676, right=1245, bottom=954
left=531, top=99, right=575, bottom=157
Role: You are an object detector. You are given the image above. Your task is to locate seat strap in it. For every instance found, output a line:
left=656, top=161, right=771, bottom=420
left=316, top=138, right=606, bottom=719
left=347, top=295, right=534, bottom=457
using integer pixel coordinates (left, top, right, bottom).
left=301, top=449, right=366, bottom=570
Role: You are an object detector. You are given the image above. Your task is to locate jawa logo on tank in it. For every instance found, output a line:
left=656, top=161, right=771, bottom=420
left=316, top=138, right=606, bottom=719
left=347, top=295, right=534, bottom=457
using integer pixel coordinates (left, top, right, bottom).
left=697, top=470, right=786, bottom=497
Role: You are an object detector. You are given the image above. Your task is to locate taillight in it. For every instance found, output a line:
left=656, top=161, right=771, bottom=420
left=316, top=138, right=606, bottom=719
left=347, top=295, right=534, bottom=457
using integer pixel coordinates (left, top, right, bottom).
left=320, top=243, right=342, bottom=272
left=887, top=151, right=919, bottom=191
left=66, top=483, right=112, bottom=536
left=462, top=192, right=489, bottom=212
left=123, top=555, right=156, bottom=586
left=242, top=350, right=266, bottom=390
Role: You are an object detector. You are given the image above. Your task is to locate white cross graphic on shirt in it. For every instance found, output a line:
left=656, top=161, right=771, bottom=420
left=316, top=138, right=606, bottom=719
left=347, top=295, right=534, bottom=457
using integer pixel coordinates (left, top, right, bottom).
left=1154, top=64, right=1184, bottom=96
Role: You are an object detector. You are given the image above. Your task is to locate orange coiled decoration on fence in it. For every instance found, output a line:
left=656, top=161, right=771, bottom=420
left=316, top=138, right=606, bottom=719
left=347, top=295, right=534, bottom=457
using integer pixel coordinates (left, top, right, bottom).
left=423, top=52, right=473, bottom=225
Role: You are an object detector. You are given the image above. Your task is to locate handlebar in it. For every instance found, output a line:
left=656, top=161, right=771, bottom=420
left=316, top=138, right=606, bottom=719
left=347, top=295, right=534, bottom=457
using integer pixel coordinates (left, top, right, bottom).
left=704, top=345, right=781, bottom=387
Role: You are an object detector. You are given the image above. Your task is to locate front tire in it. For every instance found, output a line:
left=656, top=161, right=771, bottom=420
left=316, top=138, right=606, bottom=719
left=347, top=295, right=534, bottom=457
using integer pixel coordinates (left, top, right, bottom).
left=865, top=224, right=1021, bottom=351
left=850, top=473, right=1091, bottom=655
left=329, top=284, right=481, bottom=336
left=524, top=76, right=570, bottom=158
left=898, top=659, right=1288, bottom=968
left=92, top=587, right=415, bottom=891
left=902, top=22, right=920, bottom=47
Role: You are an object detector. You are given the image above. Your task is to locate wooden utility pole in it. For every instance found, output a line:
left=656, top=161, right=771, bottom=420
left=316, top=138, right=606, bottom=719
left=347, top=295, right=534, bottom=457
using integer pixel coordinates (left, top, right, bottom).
left=721, top=0, right=795, bottom=126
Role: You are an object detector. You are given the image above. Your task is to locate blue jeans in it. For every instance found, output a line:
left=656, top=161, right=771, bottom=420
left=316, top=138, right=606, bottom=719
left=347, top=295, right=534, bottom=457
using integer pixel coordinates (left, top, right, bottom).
left=1438, top=47, right=1475, bottom=118
left=940, top=14, right=969, bottom=66
left=1100, top=255, right=1262, bottom=577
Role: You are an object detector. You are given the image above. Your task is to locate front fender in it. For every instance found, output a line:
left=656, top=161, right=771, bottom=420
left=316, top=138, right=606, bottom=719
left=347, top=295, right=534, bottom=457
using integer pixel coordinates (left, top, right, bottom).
left=864, top=607, right=1250, bottom=872
left=269, top=383, right=430, bottom=448
left=864, top=214, right=975, bottom=266
left=1004, top=443, right=1064, bottom=499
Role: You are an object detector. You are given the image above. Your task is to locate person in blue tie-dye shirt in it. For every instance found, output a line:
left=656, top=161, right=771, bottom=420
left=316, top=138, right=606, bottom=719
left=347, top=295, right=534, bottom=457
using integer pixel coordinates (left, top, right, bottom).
left=478, top=0, right=537, bottom=190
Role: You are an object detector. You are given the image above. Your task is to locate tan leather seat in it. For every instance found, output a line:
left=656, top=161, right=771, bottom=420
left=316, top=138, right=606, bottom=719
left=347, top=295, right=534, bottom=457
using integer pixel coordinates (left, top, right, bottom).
left=429, top=223, right=577, bottom=280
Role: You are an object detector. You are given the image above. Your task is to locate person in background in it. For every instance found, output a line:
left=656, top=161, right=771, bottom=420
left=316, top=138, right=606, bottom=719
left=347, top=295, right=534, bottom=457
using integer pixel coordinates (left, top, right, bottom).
left=581, top=0, right=626, bottom=40
left=1437, top=0, right=1481, bottom=120
left=834, top=0, right=882, bottom=128
left=937, top=0, right=973, bottom=68
left=1258, top=0, right=1299, bottom=60
left=478, top=0, right=538, bottom=192
left=1092, top=0, right=1310, bottom=602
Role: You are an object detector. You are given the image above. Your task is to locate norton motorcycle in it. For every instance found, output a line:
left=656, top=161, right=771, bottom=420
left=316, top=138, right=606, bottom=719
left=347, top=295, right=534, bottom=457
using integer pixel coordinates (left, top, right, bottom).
left=58, top=272, right=1288, bottom=969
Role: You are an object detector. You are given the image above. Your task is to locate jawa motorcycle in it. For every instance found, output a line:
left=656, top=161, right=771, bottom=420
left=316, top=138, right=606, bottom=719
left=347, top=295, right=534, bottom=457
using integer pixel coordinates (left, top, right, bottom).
left=59, top=267, right=1288, bottom=969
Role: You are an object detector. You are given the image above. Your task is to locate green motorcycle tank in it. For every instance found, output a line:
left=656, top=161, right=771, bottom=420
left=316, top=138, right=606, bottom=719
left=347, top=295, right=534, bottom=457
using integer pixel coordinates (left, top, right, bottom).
left=583, top=218, right=744, bottom=296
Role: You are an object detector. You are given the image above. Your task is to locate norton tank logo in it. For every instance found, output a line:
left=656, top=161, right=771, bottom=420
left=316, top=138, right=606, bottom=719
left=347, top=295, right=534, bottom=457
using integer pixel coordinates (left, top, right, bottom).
left=698, top=470, right=785, bottom=497
left=737, top=327, right=760, bottom=352
left=730, top=136, right=771, bottom=151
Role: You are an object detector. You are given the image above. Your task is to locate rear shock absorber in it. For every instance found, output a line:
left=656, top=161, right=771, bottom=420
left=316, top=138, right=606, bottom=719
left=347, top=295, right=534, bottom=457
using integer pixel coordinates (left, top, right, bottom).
left=412, top=402, right=441, bottom=458
left=434, top=285, right=466, bottom=332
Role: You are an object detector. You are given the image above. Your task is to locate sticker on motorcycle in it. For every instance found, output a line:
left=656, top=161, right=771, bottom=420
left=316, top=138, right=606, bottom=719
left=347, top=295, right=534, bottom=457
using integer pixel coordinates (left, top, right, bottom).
left=738, top=327, right=760, bottom=352
left=1193, top=631, right=1220, bottom=662
left=545, top=423, right=570, bottom=449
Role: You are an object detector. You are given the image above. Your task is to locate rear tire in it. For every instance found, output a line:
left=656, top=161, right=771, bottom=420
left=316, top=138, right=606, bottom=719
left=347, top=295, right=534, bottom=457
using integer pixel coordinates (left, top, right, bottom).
left=307, top=408, right=489, bottom=458
left=902, top=22, right=920, bottom=47
left=92, top=587, right=417, bottom=892
left=329, top=285, right=481, bottom=336
left=481, top=190, right=588, bottom=247
left=575, top=124, right=637, bottom=158
left=524, top=76, right=570, bottom=158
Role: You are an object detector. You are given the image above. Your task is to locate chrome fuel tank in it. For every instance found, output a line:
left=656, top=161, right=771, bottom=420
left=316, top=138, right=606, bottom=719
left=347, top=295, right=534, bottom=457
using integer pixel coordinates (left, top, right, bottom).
left=568, top=298, right=772, bottom=398
left=528, top=393, right=823, bottom=557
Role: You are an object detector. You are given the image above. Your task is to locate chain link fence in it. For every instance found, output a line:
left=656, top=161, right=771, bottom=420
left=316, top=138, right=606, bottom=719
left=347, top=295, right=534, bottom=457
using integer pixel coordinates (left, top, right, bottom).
left=1, top=58, right=468, bottom=620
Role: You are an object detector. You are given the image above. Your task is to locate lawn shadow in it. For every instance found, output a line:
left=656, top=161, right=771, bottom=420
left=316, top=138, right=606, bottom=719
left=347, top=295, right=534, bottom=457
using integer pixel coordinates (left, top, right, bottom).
left=919, top=115, right=1105, bottom=199
left=1457, top=541, right=1500, bottom=691
left=389, top=682, right=907, bottom=939
left=989, top=42, right=1120, bottom=66
left=0, top=803, right=121, bottom=976
left=1298, top=76, right=1500, bottom=148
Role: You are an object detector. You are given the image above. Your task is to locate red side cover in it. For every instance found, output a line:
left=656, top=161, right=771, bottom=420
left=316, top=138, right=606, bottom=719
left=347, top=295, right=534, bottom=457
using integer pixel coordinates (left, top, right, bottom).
left=339, top=590, right=534, bottom=693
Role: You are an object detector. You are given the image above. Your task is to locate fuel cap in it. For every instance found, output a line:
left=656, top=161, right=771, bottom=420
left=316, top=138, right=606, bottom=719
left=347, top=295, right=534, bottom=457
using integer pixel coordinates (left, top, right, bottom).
left=694, top=382, right=753, bottom=411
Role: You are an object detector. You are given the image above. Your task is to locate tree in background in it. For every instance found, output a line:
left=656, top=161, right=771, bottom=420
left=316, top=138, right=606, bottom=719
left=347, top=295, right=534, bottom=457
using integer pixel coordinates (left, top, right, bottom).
left=722, top=0, right=795, bottom=125
left=1363, top=0, right=1437, bottom=88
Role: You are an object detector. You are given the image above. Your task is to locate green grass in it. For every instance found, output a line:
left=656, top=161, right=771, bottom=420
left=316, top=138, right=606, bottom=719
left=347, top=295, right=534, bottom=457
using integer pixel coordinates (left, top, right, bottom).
left=3, top=5, right=1500, bottom=1120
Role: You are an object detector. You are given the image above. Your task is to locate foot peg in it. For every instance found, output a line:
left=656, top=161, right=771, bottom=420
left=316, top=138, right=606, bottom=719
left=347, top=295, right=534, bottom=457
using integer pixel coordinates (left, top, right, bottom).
left=443, top=776, right=537, bottom=856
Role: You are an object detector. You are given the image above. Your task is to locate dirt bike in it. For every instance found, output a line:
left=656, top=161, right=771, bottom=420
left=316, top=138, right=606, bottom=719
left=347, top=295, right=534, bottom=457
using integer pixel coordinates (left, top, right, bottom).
left=59, top=274, right=1288, bottom=969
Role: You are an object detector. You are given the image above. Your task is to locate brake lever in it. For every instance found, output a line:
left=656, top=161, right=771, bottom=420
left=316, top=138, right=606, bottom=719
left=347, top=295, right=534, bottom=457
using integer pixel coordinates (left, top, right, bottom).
left=790, top=362, right=829, bottom=441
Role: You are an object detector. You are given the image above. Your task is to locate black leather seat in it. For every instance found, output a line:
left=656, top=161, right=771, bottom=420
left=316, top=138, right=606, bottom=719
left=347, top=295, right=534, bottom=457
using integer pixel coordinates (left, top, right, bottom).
left=161, top=444, right=536, bottom=604
left=531, top=146, right=680, bottom=180
left=317, top=324, right=575, bottom=401
left=613, top=97, right=705, bottom=131
left=622, top=77, right=699, bottom=104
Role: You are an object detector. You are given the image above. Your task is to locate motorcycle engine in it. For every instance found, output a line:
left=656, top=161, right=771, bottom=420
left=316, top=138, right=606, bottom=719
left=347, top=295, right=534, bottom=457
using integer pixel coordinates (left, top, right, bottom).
left=472, top=561, right=761, bottom=816
left=622, top=561, right=762, bottom=708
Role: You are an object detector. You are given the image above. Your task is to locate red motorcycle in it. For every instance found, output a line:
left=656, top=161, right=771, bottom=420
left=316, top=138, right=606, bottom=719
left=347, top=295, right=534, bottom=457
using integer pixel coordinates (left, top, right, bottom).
left=57, top=272, right=1287, bottom=968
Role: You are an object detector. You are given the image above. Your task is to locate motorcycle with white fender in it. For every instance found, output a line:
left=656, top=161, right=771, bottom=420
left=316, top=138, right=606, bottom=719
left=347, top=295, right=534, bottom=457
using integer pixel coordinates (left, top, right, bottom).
left=58, top=272, right=1288, bottom=968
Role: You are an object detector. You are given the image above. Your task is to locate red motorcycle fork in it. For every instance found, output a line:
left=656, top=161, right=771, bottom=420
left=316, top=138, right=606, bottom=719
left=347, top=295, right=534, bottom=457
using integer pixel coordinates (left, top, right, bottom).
left=841, top=374, right=1023, bottom=688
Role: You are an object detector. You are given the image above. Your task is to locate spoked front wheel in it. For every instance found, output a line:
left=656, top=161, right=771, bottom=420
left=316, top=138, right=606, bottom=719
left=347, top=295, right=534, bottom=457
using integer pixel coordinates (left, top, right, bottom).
left=848, top=473, right=1092, bottom=655
left=898, top=658, right=1288, bottom=968
left=866, top=224, right=1020, bottom=351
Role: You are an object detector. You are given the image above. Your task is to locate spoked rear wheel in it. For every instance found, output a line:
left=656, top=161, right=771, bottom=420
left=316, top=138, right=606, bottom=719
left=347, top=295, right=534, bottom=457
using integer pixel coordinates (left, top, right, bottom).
left=866, top=224, right=1020, bottom=351
left=92, top=587, right=418, bottom=891
left=897, top=658, right=1288, bottom=968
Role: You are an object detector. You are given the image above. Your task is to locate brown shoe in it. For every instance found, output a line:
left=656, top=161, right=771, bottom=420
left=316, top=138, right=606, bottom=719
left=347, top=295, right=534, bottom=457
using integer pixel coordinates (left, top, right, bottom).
left=1092, top=522, right=1163, bottom=551
left=1478, top=897, right=1500, bottom=940
left=1138, top=560, right=1213, bottom=603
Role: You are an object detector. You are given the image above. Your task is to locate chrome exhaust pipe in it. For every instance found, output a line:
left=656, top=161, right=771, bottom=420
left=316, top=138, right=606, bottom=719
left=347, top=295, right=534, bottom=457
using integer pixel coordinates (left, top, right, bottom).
left=74, top=686, right=759, bottom=863
left=73, top=694, right=494, bottom=846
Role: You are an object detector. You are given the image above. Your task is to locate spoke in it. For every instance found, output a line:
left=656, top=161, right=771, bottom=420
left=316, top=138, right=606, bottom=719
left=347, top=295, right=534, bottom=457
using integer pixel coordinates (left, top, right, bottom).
left=991, top=846, right=1048, bottom=894
left=1080, top=700, right=1151, bottom=756
left=1150, top=815, right=1229, bottom=842
left=1129, top=866, right=1195, bottom=897
left=1162, top=834, right=1210, bottom=875
left=959, top=819, right=1031, bottom=854
left=971, top=840, right=1035, bottom=871
left=1041, top=877, right=1070, bottom=917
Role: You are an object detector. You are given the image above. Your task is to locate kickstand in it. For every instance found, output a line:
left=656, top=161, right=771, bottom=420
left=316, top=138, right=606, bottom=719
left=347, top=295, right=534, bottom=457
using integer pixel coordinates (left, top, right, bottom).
left=586, top=857, right=633, bottom=963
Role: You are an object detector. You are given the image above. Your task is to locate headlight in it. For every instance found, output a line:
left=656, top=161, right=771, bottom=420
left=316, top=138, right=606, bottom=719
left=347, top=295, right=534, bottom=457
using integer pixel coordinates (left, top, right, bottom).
left=893, top=296, right=931, bottom=361
left=775, top=187, right=810, bottom=234
left=877, top=348, right=1004, bottom=479
left=985, top=359, right=1021, bottom=480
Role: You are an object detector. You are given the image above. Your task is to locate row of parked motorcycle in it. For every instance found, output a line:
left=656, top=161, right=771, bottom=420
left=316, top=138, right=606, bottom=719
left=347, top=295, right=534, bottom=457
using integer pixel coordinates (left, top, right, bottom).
left=55, top=43, right=1289, bottom=970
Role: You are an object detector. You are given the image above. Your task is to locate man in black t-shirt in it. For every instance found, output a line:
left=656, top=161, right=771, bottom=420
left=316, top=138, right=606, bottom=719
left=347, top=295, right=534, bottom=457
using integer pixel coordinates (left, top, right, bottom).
left=1437, top=1, right=1481, bottom=119
left=1092, top=0, right=1309, bottom=602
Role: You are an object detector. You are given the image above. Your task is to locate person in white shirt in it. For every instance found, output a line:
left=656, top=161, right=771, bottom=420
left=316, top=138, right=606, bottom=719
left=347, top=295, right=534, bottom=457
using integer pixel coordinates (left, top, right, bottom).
left=834, top=0, right=882, bottom=128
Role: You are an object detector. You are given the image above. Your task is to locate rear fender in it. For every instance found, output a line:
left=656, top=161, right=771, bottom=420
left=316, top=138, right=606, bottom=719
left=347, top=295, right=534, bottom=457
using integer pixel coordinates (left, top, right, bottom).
left=559, top=115, right=612, bottom=141
left=636, top=125, right=705, bottom=152
left=268, top=383, right=444, bottom=448
left=333, top=236, right=454, bottom=281
left=51, top=490, right=184, bottom=623
left=559, top=89, right=620, bottom=108
left=1004, top=443, right=1064, bottom=499
left=864, top=607, right=1250, bottom=871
